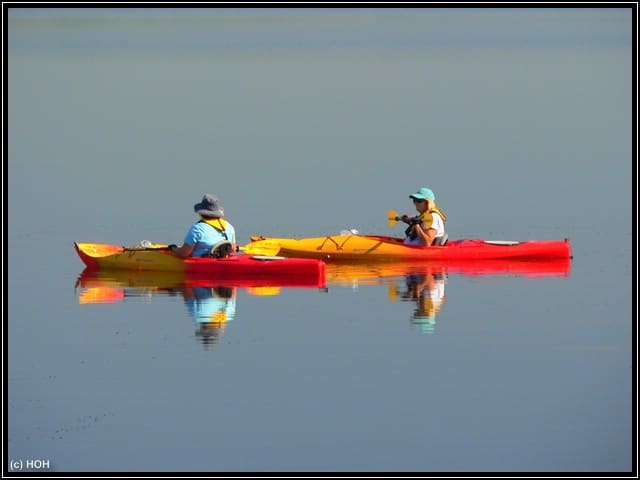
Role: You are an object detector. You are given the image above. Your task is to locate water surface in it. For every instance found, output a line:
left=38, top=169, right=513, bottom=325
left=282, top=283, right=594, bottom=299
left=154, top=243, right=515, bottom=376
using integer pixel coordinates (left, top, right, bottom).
left=7, top=7, right=633, bottom=473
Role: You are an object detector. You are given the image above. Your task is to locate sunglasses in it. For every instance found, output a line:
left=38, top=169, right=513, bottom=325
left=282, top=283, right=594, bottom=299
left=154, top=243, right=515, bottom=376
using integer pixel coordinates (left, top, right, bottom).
left=412, top=198, right=427, bottom=203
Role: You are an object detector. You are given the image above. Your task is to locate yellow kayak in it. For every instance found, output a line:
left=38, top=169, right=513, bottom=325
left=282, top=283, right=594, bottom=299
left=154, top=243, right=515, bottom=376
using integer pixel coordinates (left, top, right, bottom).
left=74, top=242, right=326, bottom=284
left=245, top=234, right=572, bottom=262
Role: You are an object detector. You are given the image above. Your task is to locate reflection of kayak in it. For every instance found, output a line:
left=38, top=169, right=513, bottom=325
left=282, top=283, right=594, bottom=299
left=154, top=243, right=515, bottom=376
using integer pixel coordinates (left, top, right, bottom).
left=245, top=235, right=572, bottom=262
left=75, top=267, right=325, bottom=304
left=75, top=267, right=326, bottom=289
left=325, top=257, right=571, bottom=286
left=74, top=242, right=326, bottom=283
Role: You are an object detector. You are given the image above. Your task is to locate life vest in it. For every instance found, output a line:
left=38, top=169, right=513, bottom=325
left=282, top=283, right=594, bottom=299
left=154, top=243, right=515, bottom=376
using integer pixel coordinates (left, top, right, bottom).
left=199, top=217, right=230, bottom=240
left=405, top=205, right=447, bottom=241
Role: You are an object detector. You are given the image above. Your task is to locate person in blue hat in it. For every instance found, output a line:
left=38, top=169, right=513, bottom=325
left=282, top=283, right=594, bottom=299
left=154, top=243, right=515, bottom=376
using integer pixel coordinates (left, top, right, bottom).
left=401, top=187, right=447, bottom=246
left=169, top=194, right=237, bottom=257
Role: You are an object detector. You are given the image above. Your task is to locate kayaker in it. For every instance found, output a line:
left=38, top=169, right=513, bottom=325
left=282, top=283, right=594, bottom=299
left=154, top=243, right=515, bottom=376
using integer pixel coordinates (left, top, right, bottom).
left=402, top=187, right=447, bottom=246
left=168, top=194, right=237, bottom=258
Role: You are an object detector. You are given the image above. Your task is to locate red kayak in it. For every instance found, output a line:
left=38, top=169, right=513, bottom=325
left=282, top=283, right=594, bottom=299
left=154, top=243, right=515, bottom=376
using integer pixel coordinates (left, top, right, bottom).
left=74, top=242, right=326, bottom=286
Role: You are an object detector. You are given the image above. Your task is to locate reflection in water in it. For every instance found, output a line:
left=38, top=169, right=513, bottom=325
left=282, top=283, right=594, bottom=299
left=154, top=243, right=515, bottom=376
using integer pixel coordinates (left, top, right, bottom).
left=327, top=264, right=448, bottom=334
left=325, top=258, right=571, bottom=334
left=398, top=271, right=447, bottom=335
left=75, top=268, right=315, bottom=350
left=76, top=257, right=570, bottom=343
left=186, top=286, right=236, bottom=350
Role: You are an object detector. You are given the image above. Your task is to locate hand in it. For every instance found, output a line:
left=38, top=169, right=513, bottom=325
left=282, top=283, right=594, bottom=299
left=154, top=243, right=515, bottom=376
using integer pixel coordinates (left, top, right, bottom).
left=401, top=215, right=419, bottom=225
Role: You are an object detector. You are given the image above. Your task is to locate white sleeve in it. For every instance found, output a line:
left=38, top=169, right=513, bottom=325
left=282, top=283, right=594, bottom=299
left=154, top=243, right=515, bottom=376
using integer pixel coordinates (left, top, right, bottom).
left=431, top=214, right=445, bottom=237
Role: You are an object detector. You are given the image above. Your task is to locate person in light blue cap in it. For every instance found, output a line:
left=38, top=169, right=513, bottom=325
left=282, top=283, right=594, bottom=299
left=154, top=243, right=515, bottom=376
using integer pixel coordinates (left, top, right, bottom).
left=401, top=187, right=448, bottom=246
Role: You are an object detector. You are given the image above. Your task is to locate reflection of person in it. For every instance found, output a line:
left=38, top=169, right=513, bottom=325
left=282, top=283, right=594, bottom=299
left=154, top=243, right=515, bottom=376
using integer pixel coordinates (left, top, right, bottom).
left=182, top=286, right=237, bottom=350
left=169, top=194, right=237, bottom=258
left=401, top=187, right=447, bottom=246
left=402, top=271, right=447, bottom=334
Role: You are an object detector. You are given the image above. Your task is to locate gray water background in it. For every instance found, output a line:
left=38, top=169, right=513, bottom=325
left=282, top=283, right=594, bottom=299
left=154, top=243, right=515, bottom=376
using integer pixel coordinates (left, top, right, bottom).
left=7, top=7, right=634, bottom=473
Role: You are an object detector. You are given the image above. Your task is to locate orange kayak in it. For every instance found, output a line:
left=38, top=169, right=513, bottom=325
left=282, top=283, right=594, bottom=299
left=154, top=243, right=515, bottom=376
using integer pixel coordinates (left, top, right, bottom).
left=244, top=234, right=572, bottom=262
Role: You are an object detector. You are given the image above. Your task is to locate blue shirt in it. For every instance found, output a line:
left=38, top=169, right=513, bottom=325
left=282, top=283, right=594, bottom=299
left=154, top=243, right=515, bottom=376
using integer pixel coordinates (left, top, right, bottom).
left=183, top=220, right=237, bottom=257
left=185, top=287, right=237, bottom=324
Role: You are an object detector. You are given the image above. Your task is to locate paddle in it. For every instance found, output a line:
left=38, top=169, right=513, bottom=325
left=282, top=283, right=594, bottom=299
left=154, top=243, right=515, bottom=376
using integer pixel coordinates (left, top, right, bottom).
left=123, top=241, right=281, bottom=256
left=387, top=210, right=400, bottom=227
left=123, top=243, right=170, bottom=252
left=387, top=210, right=419, bottom=228
left=238, top=241, right=281, bottom=256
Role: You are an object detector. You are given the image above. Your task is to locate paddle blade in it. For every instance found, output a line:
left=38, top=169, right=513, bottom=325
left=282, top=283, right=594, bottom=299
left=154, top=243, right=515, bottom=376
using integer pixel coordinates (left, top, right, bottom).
left=239, top=240, right=281, bottom=256
left=387, top=284, right=399, bottom=302
left=387, top=210, right=400, bottom=228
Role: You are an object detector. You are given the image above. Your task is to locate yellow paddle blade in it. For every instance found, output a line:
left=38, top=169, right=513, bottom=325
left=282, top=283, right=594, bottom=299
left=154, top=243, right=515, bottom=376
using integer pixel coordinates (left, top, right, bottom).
left=387, top=210, right=400, bottom=228
left=387, top=284, right=399, bottom=302
left=239, top=240, right=281, bottom=256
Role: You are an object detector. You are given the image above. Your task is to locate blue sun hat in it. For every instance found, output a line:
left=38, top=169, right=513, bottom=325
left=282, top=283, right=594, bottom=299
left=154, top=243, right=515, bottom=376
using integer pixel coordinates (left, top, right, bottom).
left=409, top=187, right=435, bottom=202
left=194, top=194, right=225, bottom=218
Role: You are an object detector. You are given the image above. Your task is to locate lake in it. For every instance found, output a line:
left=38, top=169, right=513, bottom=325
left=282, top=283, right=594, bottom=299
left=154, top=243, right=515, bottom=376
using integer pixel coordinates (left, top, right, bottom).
left=7, top=6, right=634, bottom=474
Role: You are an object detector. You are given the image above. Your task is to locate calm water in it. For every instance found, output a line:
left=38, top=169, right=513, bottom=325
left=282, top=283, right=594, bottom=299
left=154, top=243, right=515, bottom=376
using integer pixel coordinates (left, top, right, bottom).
left=7, top=7, right=633, bottom=473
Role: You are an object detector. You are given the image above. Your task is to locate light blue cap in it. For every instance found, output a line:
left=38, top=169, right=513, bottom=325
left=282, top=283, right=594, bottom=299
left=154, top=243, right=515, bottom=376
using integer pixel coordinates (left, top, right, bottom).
left=409, top=187, right=435, bottom=201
